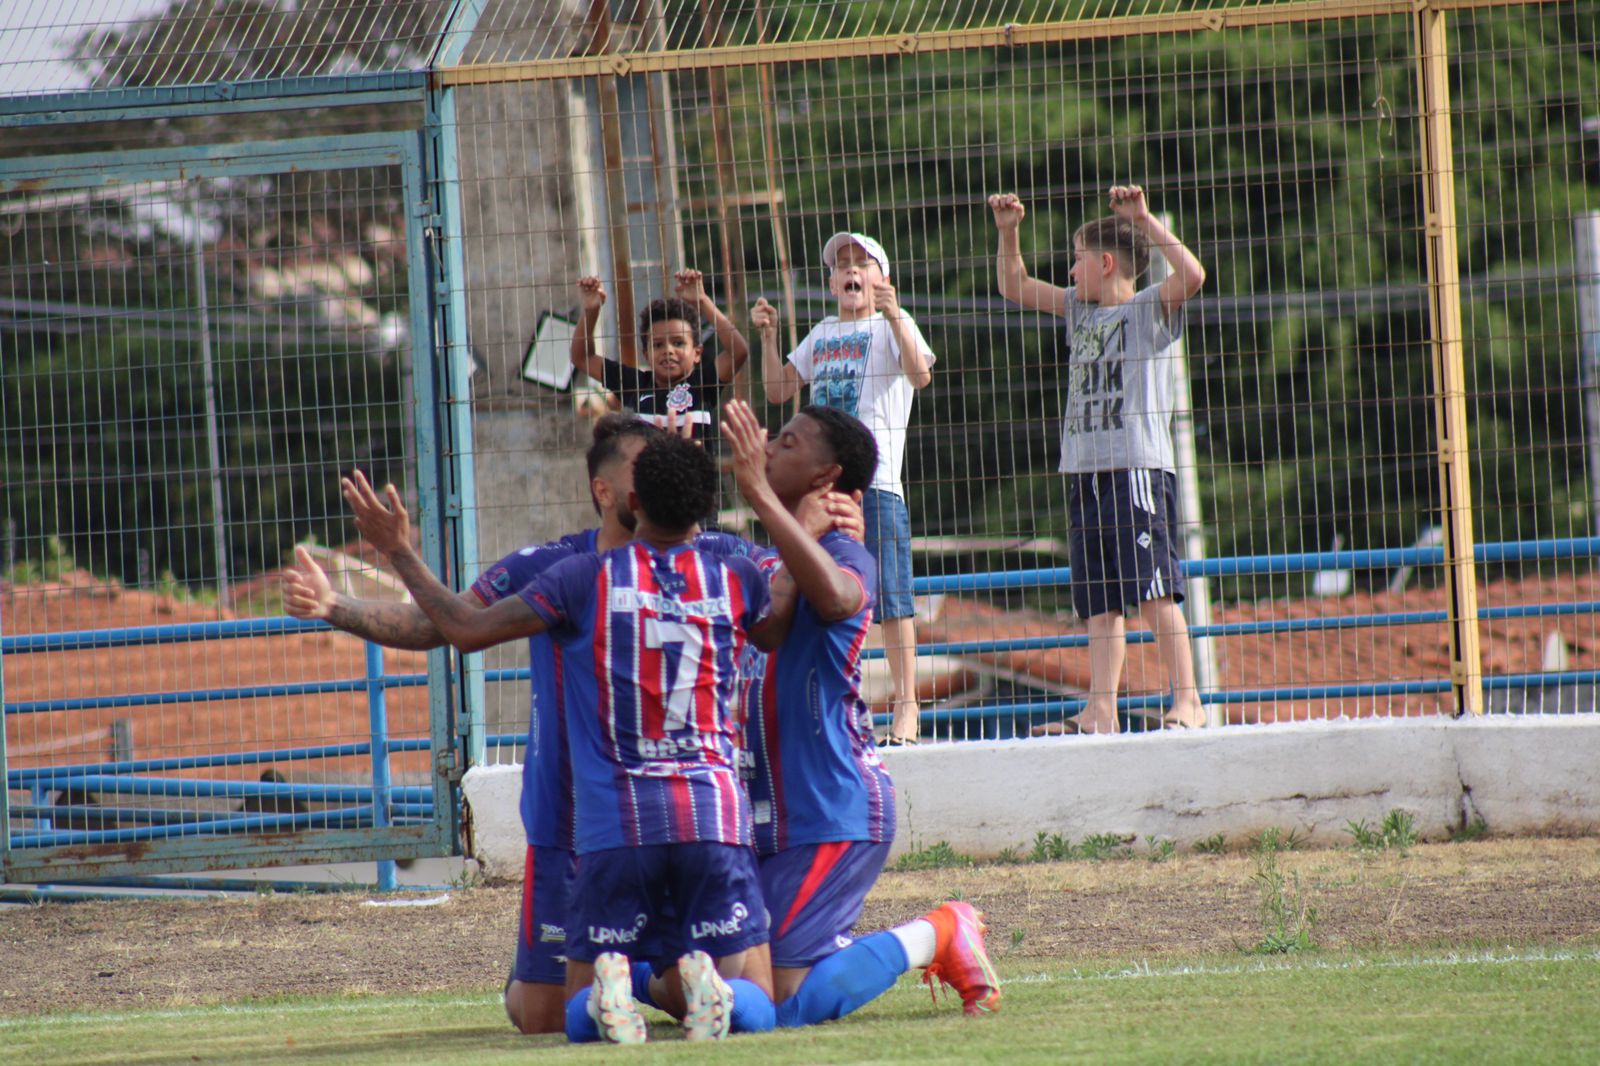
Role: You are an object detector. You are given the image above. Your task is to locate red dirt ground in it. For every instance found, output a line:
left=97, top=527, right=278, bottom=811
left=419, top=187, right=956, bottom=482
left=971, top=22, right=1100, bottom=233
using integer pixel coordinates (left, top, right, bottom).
left=6, top=565, right=1597, bottom=778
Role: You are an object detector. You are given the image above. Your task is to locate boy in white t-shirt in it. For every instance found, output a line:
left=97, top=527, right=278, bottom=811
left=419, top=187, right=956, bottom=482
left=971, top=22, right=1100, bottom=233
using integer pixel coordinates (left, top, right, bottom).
left=753, top=233, right=934, bottom=745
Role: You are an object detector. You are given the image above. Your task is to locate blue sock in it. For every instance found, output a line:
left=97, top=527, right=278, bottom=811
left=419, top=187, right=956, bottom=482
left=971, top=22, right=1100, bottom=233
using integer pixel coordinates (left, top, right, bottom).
left=564, top=988, right=599, bottom=1043
left=776, top=932, right=909, bottom=1028
left=727, top=977, right=777, bottom=1033
left=630, top=962, right=659, bottom=1010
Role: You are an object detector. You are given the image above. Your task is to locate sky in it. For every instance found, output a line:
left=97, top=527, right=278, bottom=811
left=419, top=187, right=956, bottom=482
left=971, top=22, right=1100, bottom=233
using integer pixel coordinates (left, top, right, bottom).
left=0, top=0, right=172, bottom=96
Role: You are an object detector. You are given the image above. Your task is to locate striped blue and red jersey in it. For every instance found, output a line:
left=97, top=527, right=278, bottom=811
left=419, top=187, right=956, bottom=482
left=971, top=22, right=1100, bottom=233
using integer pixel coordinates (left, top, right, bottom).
left=470, top=529, right=595, bottom=852
left=521, top=540, right=771, bottom=855
left=741, top=532, right=896, bottom=856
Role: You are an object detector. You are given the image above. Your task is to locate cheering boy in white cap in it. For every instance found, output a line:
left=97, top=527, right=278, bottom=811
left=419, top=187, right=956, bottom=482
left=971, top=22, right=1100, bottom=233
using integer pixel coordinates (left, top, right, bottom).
left=753, top=232, right=935, bottom=746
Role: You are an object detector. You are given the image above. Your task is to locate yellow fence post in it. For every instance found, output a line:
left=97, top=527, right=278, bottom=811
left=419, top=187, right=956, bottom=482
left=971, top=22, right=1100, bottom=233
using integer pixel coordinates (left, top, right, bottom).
left=1413, top=3, right=1484, bottom=715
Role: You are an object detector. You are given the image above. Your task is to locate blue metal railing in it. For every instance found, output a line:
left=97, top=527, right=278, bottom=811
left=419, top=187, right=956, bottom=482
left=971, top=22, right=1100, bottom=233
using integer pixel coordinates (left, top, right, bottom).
left=7, top=535, right=1598, bottom=853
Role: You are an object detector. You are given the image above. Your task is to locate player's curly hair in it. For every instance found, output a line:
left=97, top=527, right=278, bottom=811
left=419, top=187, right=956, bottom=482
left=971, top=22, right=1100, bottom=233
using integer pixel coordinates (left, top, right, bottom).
left=638, top=297, right=701, bottom=346
left=798, top=405, right=878, bottom=495
left=1074, top=216, right=1151, bottom=280
left=632, top=433, right=716, bottom=532
left=586, top=414, right=660, bottom=515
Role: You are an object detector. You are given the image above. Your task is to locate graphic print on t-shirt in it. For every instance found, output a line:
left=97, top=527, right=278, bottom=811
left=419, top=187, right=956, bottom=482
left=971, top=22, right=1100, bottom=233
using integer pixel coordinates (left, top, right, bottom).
left=810, top=328, right=872, bottom=415
left=1065, top=317, right=1128, bottom=438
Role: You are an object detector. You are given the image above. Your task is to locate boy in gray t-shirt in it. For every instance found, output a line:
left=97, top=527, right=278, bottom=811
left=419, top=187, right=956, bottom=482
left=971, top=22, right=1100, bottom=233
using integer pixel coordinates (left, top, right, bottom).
left=990, top=185, right=1207, bottom=735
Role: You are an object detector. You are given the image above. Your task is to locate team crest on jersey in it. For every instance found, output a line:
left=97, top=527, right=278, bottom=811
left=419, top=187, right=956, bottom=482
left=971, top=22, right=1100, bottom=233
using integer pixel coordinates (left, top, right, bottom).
left=666, top=382, right=694, bottom=414
left=488, top=566, right=512, bottom=592
left=1137, top=532, right=1153, bottom=549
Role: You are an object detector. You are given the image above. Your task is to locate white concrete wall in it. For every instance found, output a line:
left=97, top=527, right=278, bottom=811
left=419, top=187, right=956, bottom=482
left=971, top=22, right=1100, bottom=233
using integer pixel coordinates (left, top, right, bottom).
left=461, top=716, right=1600, bottom=878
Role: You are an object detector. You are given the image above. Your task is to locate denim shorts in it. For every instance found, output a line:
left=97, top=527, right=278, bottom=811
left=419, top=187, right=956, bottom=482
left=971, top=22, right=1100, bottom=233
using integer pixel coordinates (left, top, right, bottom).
left=863, top=488, right=914, bottom=621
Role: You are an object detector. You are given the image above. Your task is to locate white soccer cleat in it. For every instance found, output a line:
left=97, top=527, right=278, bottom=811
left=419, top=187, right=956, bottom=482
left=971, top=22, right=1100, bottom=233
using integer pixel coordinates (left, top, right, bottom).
left=678, top=950, right=733, bottom=1041
left=589, top=952, right=648, bottom=1044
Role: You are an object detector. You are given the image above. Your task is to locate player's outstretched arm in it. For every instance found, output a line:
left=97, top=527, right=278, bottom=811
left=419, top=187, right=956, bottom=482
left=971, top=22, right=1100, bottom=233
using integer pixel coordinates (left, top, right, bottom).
left=722, top=400, right=865, bottom=622
left=1109, top=185, right=1206, bottom=320
left=989, top=193, right=1070, bottom=315
left=676, top=269, right=749, bottom=383
left=281, top=543, right=471, bottom=650
left=752, top=298, right=802, bottom=405
left=340, top=471, right=549, bottom=653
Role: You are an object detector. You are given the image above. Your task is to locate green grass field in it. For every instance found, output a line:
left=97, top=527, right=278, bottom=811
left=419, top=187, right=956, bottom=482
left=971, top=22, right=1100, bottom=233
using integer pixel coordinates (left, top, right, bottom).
left=7, top=947, right=1599, bottom=1065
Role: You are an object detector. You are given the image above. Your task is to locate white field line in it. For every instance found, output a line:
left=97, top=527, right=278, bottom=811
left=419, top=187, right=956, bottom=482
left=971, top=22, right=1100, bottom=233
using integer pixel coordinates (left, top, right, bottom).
left=6, top=948, right=1598, bottom=1030
left=893, top=946, right=1600, bottom=992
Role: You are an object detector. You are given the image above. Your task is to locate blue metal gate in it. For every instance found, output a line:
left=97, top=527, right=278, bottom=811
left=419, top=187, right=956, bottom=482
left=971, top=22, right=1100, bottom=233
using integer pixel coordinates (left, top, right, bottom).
left=1, top=132, right=462, bottom=883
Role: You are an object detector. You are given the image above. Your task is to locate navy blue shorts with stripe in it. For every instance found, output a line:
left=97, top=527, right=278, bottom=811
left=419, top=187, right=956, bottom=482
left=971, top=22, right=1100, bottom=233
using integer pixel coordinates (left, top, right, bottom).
left=513, top=844, right=574, bottom=985
left=564, top=842, right=769, bottom=963
left=759, top=840, right=892, bottom=968
left=1067, top=469, right=1186, bottom=620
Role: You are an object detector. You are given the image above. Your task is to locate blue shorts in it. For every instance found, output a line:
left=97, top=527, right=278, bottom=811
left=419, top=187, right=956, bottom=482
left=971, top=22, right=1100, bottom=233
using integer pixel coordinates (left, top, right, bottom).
left=1068, top=470, right=1186, bottom=620
left=565, top=842, right=769, bottom=963
left=760, top=840, right=891, bottom=968
left=513, top=844, right=573, bottom=985
left=864, top=488, right=914, bottom=621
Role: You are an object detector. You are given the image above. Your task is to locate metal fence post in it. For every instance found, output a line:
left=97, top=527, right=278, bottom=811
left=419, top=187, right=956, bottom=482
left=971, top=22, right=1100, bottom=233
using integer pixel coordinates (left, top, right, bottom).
left=364, top=641, right=397, bottom=892
left=1576, top=214, right=1600, bottom=544
left=1414, top=5, right=1483, bottom=716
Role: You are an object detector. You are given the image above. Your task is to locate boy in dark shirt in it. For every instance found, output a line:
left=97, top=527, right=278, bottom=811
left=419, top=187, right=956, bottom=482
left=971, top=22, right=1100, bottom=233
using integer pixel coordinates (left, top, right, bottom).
left=569, top=269, right=749, bottom=444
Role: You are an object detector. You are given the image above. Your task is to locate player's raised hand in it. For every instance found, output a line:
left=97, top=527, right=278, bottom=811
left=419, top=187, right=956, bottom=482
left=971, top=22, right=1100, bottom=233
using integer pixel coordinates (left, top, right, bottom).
left=1109, top=185, right=1150, bottom=223
left=342, top=470, right=411, bottom=557
left=720, top=399, right=773, bottom=501
left=673, top=268, right=707, bottom=305
left=988, top=193, right=1026, bottom=231
left=661, top=405, right=696, bottom=442
left=281, top=544, right=336, bottom=620
left=750, top=297, right=777, bottom=333
left=576, top=275, right=607, bottom=315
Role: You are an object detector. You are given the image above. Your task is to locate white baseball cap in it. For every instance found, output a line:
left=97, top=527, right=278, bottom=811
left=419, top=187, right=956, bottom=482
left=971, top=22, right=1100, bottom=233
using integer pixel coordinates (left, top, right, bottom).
left=822, top=232, right=890, bottom=276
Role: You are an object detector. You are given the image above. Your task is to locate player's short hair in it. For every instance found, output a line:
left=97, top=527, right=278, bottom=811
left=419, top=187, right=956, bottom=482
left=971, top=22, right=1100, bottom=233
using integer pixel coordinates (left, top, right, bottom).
left=632, top=434, right=716, bottom=532
left=638, top=297, right=701, bottom=346
left=1074, top=216, right=1151, bottom=280
left=798, top=405, right=878, bottom=495
left=585, top=415, right=660, bottom=516
left=587, top=414, right=660, bottom=481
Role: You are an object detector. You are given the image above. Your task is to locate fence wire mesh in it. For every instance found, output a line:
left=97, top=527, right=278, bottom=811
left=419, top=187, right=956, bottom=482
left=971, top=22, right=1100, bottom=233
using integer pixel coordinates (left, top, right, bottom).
left=3, top=1, right=1600, bottom=796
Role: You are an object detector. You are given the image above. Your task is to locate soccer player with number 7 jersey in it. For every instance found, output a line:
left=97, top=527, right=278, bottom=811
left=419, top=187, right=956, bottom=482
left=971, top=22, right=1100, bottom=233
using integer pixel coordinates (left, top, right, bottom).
left=342, top=432, right=789, bottom=1044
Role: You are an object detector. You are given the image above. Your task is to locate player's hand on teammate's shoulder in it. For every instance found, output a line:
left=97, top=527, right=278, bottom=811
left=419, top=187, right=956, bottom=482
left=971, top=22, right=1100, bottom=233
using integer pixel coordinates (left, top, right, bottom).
left=987, top=192, right=1026, bottom=231
left=813, top=490, right=865, bottom=541
left=341, top=470, right=412, bottom=558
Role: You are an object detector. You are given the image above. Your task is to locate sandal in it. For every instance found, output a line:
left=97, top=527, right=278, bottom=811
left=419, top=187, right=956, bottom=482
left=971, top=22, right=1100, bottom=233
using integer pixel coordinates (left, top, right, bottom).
left=877, top=734, right=920, bottom=748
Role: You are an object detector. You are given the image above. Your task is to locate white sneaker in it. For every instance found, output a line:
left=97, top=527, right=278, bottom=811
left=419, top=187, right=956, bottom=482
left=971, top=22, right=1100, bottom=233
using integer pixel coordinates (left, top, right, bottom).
left=678, top=950, right=733, bottom=1041
left=588, top=952, right=647, bottom=1044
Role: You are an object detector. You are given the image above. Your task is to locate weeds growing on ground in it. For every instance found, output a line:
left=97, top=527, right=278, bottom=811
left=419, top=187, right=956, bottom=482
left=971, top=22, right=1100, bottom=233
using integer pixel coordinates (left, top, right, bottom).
left=1250, top=827, right=1306, bottom=853
left=891, top=840, right=977, bottom=871
left=1249, top=842, right=1318, bottom=955
left=1346, top=810, right=1419, bottom=854
left=1449, top=817, right=1489, bottom=843
left=1194, top=833, right=1228, bottom=855
left=1146, top=837, right=1177, bottom=863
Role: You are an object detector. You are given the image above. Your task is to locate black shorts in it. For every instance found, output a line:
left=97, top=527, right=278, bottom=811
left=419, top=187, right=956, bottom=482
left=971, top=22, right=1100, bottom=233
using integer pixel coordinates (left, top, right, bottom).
left=1067, top=469, right=1186, bottom=620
